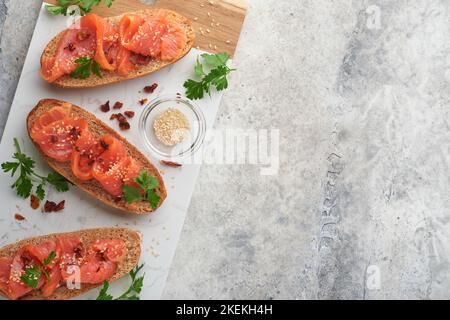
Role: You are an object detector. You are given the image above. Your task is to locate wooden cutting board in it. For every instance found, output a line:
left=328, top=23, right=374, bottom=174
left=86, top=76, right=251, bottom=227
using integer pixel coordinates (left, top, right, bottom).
left=44, top=0, right=247, bottom=56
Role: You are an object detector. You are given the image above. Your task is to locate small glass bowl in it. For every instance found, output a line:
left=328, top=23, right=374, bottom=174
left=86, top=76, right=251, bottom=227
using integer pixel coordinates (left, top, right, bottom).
left=139, top=94, right=206, bottom=160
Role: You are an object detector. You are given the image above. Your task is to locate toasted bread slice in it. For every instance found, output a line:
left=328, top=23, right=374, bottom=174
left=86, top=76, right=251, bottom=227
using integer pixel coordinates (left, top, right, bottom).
left=40, top=8, right=195, bottom=88
left=27, top=99, right=167, bottom=214
left=0, top=227, right=141, bottom=300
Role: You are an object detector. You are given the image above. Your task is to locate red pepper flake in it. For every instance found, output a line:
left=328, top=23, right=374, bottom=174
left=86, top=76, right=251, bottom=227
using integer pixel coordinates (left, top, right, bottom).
left=124, top=111, right=135, bottom=118
left=113, top=101, right=123, bottom=109
left=14, top=213, right=26, bottom=221
left=100, top=101, right=110, bottom=112
left=44, top=200, right=65, bottom=213
left=160, top=160, right=182, bottom=168
left=139, top=98, right=148, bottom=105
left=30, top=194, right=40, bottom=210
left=144, top=83, right=158, bottom=93
left=65, top=43, right=76, bottom=52
left=110, top=113, right=118, bottom=120
left=100, top=139, right=109, bottom=150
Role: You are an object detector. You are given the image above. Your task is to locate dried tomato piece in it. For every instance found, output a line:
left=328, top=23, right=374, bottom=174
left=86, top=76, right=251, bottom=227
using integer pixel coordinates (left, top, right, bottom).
left=100, top=101, right=110, bottom=112
left=139, top=99, right=148, bottom=106
left=14, top=213, right=26, bottom=221
left=160, top=160, right=182, bottom=168
left=124, top=111, right=135, bottom=118
left=44, top=200, right=65, bottom=213
left=144, top=83, right=158, bottom=93
left=30, top=194, right=40, bottom=210
left=119, top=121, right=131, bottom=131
left=113, top=102, right=123, bottom=109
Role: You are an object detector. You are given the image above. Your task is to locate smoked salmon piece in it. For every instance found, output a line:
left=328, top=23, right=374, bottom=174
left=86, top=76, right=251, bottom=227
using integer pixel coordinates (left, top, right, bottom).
left=0, top=236, right=129, bottom=299
left=91, top=239, right=126, bottom=263
left=8, top=249, right=45, bottom=300
left=41, top=16, right=97, bottom=83
left=0, top=257, right=12, bottom=296
left=41, top=11, right=188, bottom=82
left=30, top=107, right=149, bottom=199
left=123, top=14, right=187, bottom=61
left=79, top=255, right=117, bottom=284
left=30, top=105, right=71, bottom=136
left=41, top=267, right=62, bottom=298
left=93, top=157, right=131, bottom=197
left=32, top=118, right=88, bottom=162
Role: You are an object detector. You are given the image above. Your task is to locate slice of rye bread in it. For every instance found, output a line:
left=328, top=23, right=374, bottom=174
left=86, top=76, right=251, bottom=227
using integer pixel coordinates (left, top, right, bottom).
left=41, top=8, right=195, bottom=88
left=27, top=99, right=167, bottom=214
left=0, top=227, right=141, bottom=300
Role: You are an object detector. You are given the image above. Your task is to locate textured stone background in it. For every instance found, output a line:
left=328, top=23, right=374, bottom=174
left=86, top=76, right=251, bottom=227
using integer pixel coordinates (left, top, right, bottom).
left=1, top=0, right=450, bottom=299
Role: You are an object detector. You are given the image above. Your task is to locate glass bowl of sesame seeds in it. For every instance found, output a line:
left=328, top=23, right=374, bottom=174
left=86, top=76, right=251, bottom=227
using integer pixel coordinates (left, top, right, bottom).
left=139, top=94, right=206, bottom=160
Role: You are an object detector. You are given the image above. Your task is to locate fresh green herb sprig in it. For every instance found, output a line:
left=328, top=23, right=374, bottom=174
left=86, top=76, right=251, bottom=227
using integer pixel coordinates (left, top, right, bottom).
left=21, top=267, right=42, bottom=288
left=70, top=57, right=102, bottom=79
left=1, top=138, right=71, bottom=200
left=184, top=53, right=236, bottom=100
left=97, top=264, right=145, bottom=300
left=21, top=251, right=56, bottom=288
left=46, top=0, right=114, bottom=17
left=122, top=170, right=160, bottom=210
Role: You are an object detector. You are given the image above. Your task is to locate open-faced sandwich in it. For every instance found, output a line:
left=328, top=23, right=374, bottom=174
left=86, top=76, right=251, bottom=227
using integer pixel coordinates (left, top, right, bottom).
left=0, top=228, right=141, bottom=300
left=27, top=99, right=167, bottom=214
left=41, top=8, right=195, bottom=88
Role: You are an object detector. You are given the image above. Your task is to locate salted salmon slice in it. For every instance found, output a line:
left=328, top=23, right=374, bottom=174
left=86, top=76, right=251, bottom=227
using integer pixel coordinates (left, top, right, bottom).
left=30, top=105, right=71, bottom=137
left=123, top=14, right=187, bottom=61
left=91, top=239, right=126, bottom=263
left=71, top=128, right=100, bottom=181
left=95, top=135, right=127, bottom=166
left=91, top=136, right=142, bottom=196
left=26, top=241, right=62, bottom=297
left=120, top=14, right=145, bottom=48
left=79, top=254, right=117, bottom=284
left=41, top=266, right=62, bottom=297
left=7, top=249, right=45, bottom=300
left=161, top=26, right=187, bottom=61
left=41, top=16, right=97, bottom=83
left=0, top=257, right=12, bottom=296
left=25, top=241, right=60, bottom=268
left=32, top=118, right=88, bottom=162
left=58, top=236, right=84, bottom=282
left=93, top=157, right=131, bottom=197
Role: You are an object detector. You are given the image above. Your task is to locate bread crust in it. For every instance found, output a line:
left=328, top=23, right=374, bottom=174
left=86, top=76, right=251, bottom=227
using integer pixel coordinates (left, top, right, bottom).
left=27, top=99, right=167, bottom=214
left=0, top=227, right=141, bottom=300
left=40, top=8, right=195, bottom=88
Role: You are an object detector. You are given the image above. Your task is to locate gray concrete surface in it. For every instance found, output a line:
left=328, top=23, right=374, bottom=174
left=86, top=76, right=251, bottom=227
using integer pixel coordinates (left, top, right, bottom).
left=1, top=0, right=450, bottom=299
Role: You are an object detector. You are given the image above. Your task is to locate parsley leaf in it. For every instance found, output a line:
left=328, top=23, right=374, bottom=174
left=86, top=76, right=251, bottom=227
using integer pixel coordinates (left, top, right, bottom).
left=122, top=170, right=160, bottom=210
left=43, top=251, right=56, bottom=266
left=97, top=281, right=114, bottom=300
left=184, top=79, right=206, bottom=100
left=45, top=0, right=114, bottom=16
left=184, top=53, right=236, bottom=100
left=36, top=183, right=46, bottom=201
left=195, top=58, right=205, bottom=77
left=145, top=191, right=161, bottom=211
left=96, top=264, right=145, bottom=300
left=46, top=172, right=72, bottom=192
left=70, top=57, right=102, bottom=79
left=201, top=52, right=230, bottom=68
left=21, top=267, right=41, bottom=288
left=122, top=185, right=142, bottom=204
left=1, top=138, right=71, bottom=200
